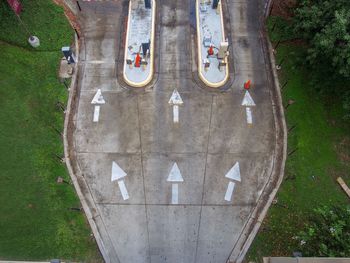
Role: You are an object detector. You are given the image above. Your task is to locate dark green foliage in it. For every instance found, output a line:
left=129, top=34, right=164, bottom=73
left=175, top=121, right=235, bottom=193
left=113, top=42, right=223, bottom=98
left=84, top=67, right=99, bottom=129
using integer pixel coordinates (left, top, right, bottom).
left=267, top=16, right=295, bottom=43
left=246, top=16, right=350, bottom=262
left=296, top=205, right=350, bottom=257
left=294, top=0, right=350, bottom=78
left=293, top=0, right=350, bottom=118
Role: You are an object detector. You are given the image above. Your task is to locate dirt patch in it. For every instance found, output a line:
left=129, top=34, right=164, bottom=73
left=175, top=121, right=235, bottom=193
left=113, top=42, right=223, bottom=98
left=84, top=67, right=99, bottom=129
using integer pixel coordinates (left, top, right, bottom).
left=271, top=0, right=297, bottom=20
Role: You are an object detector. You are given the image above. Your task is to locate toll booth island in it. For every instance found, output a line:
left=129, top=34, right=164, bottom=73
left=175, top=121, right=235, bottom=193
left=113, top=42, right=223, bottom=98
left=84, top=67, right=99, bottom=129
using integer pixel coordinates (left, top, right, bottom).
left=197, top=0, right=229, bottom=88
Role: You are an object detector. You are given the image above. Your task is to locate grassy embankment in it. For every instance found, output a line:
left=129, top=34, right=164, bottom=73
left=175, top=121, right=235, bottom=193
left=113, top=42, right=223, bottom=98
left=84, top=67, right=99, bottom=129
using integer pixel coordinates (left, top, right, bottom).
left=246, top=16, right=350, bottom=262
left=0, top=1, right=102, bottom=261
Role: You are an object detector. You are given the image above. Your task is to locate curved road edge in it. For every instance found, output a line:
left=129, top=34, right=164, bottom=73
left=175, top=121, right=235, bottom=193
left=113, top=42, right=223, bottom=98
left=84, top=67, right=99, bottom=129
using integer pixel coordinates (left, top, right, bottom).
left=63, top=34, right=119, bottom=263
left=228, top=26, right=288, bottom=263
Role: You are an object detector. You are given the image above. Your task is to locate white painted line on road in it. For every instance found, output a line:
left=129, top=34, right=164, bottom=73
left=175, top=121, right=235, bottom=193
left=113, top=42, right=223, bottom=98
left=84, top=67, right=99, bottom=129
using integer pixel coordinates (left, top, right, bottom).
left=173, top=105, right=179, bottom=123
left=83, top=60, right=115, bottom=64
left=224, top=181, right=236, bottom=202
left=111, top=161, right=127, bottom=181
left=246, top=107, right=253, bottom=124
left=225, top=162, right=241, bottom=182
left=172, top=183, right=179, bottom=204
left=93, top=105, right=100, bottom=122
left=241, top=90, right=256, bottom=106
left=117, top=180, right=129, bottom=200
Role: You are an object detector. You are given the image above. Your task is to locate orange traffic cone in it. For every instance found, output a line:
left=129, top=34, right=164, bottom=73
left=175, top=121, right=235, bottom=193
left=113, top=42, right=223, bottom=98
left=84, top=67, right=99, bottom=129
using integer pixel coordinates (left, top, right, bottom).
left=208, top=45, right=214, bottom=56
left=135, top=53, right=141, bottom=68
left=244, top=80, right=251, bottom=90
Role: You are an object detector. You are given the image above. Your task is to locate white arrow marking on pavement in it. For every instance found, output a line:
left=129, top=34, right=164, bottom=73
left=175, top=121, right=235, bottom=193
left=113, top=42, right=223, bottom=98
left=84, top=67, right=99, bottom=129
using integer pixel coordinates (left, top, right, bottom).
left=93, top=105, right=100, bottom=122
left=241, top=90, right=256, bottom=106
left=173, top=105, right=179, bottom=123
left=168, top=89, right=184, bottom=105
left=172, top=184, right=179, bottom=204
left=117, top=180, right=130, bottom=200
left=111, top=161, right=129, bottom=200
left=167, top=163, right=184, bottom=182
left=241, top=91, right=255, bottom=124
left=111, top=161, right=127, bottom=181
left=225, top=162, right=241, bottom=182
left=167, top=162, right=184, bottom=204
left=91, top=89, right=105, bottom=122
left=246, top=107, right=253, bottom=124
left=168, top=89, right=183, bottom=123
left=224, top=162, right=241, bottom=202
left=91, top=89, right=106, bottom=105
left=224, top=181, right=236, bottom=201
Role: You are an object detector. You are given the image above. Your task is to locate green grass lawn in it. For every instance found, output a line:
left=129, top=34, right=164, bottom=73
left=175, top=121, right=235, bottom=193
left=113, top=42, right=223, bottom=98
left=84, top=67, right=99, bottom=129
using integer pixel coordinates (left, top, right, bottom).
left=245, top=17, right=350, bottom=262
left=0, top=0, right=72, bottom=51
left=0, top=1, right=102, bottom=261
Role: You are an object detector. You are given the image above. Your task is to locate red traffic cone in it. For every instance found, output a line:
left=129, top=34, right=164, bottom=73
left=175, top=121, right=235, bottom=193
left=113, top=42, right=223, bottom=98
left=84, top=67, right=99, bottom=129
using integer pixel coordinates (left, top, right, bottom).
left=244, top=80, right=251, bottom=90
left=135, top=53, right=141, bottom=68
left=208, top=45, right=214, bottom=56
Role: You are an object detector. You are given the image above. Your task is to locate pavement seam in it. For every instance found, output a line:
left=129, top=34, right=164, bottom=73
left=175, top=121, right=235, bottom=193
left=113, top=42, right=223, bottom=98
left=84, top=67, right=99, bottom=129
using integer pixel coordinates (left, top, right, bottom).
left=136, top=94, right=152, bottom=263
left=194, top=94, right=214, bottom=262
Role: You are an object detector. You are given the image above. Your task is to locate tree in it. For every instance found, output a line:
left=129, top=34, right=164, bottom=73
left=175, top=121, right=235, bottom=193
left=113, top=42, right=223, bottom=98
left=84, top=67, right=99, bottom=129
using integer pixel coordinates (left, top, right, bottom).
left=292, top=1, right=350, bottom=118
left=294, top=0, right=350, bottom=78
left=296, top=205, right=350, bottom=257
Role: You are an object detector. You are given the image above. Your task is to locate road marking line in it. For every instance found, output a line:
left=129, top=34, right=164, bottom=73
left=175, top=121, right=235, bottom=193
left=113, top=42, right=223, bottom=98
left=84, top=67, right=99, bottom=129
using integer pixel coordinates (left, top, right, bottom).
left=173, top=105, right=179, bottom=123
left=93, top=105, right=100, bottom=122
left=246, top=107, right=253, bottom=124
left=117, top=180, right=129, bottom=200
left=83, top=60, right=114, bottom=64
left=172, top=183, right=179, bottom=204
left=224, top=181, right=236, bottom=202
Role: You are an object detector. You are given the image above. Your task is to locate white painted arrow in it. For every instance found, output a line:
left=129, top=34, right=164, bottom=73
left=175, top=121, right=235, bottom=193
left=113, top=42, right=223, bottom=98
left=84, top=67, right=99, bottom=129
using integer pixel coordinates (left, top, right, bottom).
left=168, top=89, right=183, bottom=123
left=91, top=89, right=105, bottom=122
left=111, top=161, right=129, bottom=200
left=91, top=89, right=106, bottom=105
left=241, top=91, right=255, bottom=125
left=241, top=90, right=256, bottom=106
left=225, top=162, right=241, bottom=181
left=224, top=162, right=241, bottom=202
left=167, top=162, right=184, bottom=204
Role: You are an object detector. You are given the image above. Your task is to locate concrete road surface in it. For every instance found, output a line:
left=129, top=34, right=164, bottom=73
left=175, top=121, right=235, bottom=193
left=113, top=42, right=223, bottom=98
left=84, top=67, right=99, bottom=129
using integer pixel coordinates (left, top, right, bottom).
left=66, top=0, right=285, bottom=262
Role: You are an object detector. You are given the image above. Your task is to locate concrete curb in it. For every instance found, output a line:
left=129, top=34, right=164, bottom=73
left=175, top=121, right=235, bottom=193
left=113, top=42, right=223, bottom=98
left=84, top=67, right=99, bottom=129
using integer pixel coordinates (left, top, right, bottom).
left=196, top=0, right=229, bottom=88
left=63, top=34, right=119, bottom=263
left=227, top=22, right=288, bottom=263
left=122, top=0, right=156, bottom=88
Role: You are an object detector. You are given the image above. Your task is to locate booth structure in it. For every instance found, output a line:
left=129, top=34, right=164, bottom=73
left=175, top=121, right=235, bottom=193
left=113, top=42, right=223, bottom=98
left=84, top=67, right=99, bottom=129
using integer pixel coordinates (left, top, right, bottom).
left=123, top=0, right=156, bottom=87
left=196, top=0, right=229, bottom=88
